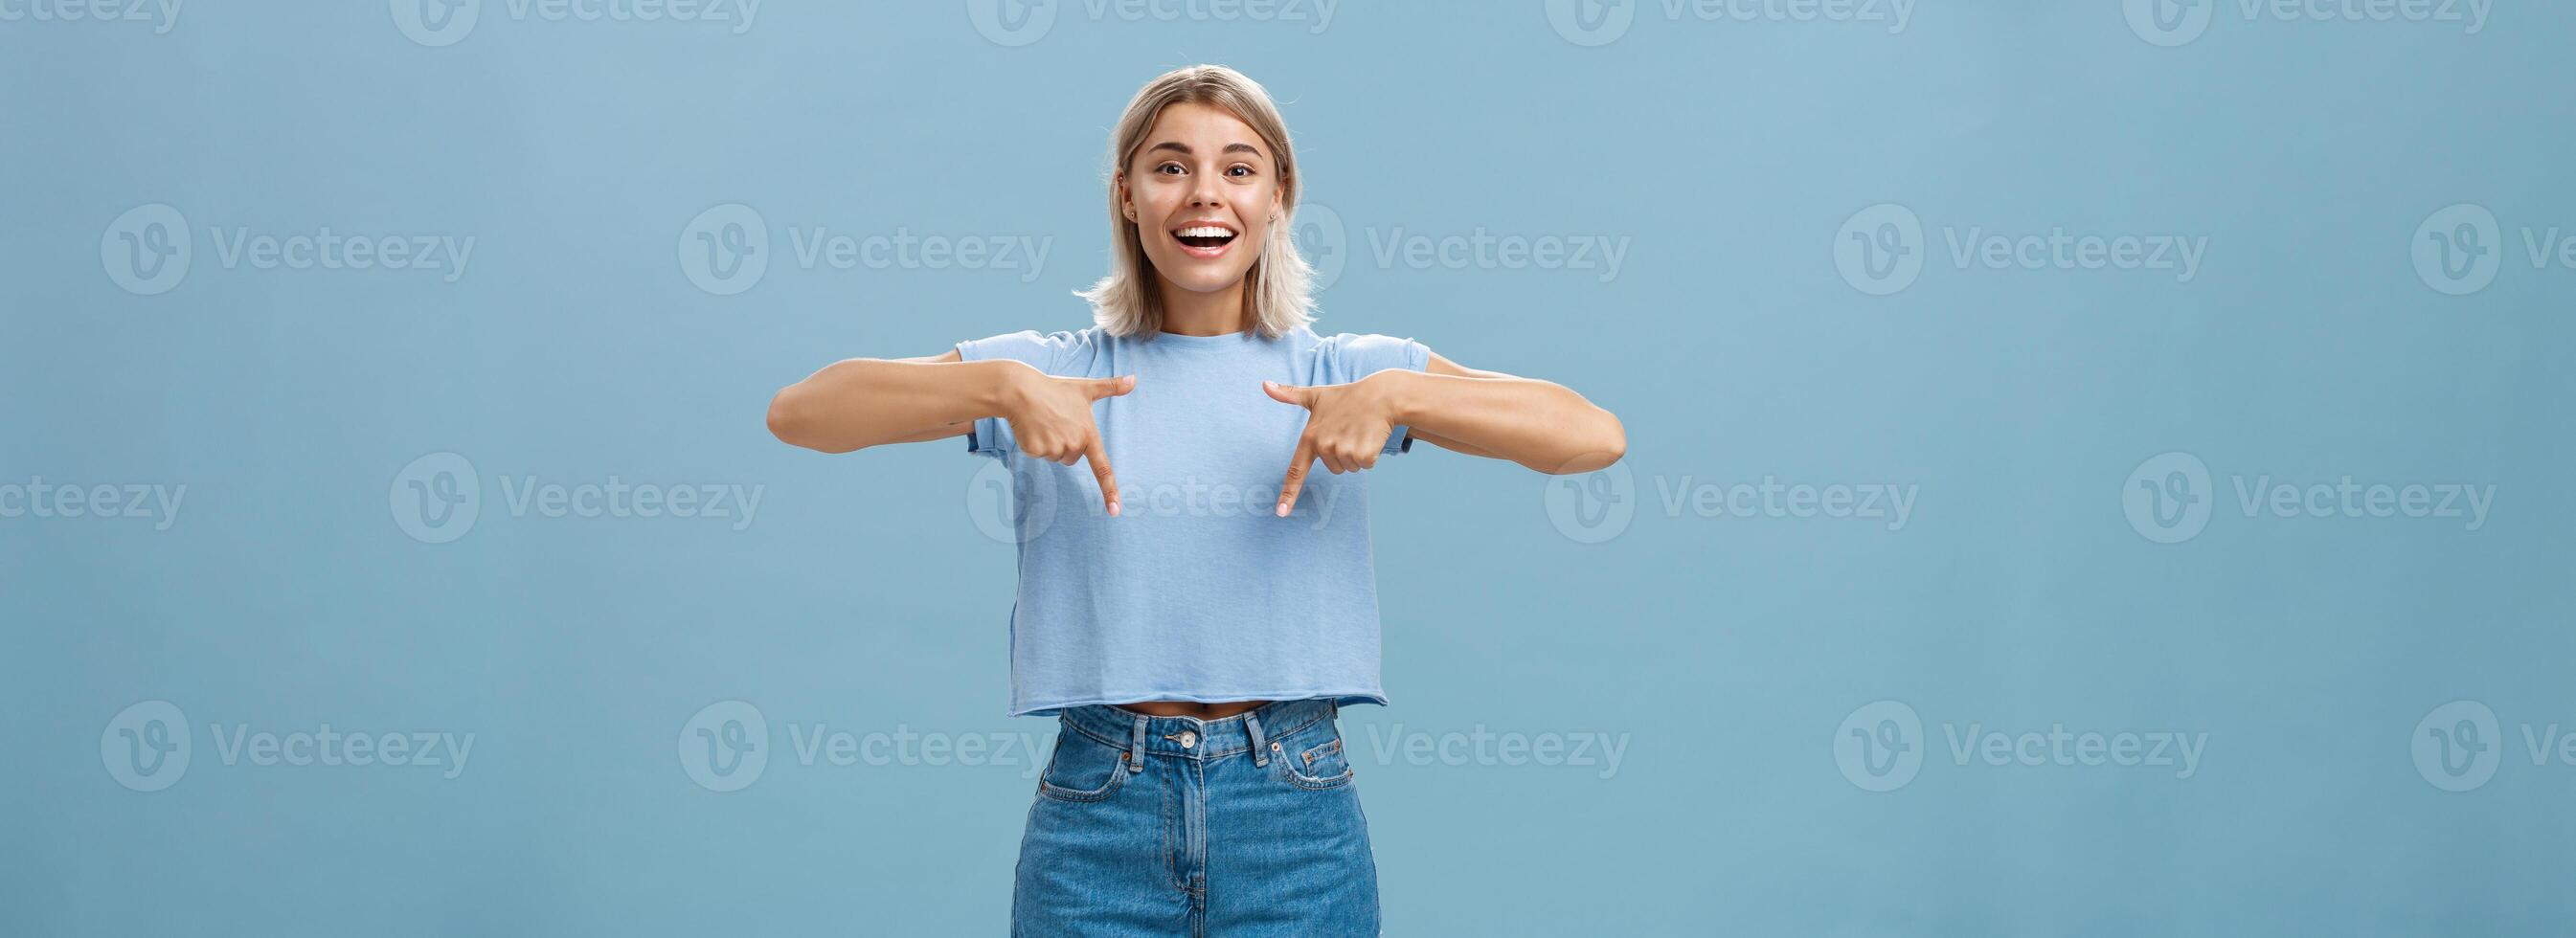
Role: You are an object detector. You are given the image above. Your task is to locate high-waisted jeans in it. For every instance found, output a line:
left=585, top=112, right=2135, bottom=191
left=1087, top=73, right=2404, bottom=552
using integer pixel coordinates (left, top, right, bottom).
left=1012, top=697, right=1380, bottom=936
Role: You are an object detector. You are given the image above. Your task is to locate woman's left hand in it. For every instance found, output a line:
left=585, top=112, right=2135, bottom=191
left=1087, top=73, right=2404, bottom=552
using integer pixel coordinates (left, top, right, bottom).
left=1264, top=374, right=1404, bottom=516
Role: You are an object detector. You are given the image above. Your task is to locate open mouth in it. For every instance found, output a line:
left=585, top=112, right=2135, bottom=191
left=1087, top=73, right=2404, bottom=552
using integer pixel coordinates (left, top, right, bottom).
left=1170, top=223, right=1238, bottom=257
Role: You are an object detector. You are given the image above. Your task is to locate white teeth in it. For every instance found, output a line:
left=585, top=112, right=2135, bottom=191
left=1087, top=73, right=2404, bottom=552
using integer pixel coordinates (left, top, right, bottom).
left=1176, top=226, right=1234, bottom=238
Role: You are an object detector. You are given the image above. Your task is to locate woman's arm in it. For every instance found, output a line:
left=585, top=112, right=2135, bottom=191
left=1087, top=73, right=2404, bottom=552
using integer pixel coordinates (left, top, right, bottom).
left=764, top=348, right=1007, bottom=454
left=1266, top=349, right=1625, bottom=515
left=1383, top=352, right=1625, bottom=474
left=766, top=347, right=1135, bottom=514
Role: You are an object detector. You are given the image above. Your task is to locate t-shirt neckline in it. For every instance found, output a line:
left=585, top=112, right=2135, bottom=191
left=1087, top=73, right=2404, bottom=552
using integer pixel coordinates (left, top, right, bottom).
left=1141, top=328, right=1267, bottom=349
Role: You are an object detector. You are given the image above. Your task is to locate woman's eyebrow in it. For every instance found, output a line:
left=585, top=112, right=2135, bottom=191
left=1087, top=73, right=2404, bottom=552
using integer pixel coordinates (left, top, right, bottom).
left=1145, top=141, right=1267, bottom=159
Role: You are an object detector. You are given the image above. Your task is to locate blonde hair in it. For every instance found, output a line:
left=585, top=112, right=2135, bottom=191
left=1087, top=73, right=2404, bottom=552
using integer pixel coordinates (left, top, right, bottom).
left=1076, top=64, right=1315, bottom=340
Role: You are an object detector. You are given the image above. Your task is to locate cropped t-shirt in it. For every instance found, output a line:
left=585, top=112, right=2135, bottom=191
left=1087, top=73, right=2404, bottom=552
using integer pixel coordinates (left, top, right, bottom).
left=955, top=324, right=1430, bottom=717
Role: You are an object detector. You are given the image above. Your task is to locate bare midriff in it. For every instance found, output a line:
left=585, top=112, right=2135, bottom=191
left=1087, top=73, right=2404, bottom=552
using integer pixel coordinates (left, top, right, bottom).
left=1112, top=700, right=1271, bottom=719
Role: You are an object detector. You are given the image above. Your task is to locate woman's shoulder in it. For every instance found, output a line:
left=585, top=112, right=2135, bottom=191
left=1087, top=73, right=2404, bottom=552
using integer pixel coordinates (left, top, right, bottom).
left=954, top=323, right=1111, bottom=374
left=1308, top=328, right=1430, bottom=378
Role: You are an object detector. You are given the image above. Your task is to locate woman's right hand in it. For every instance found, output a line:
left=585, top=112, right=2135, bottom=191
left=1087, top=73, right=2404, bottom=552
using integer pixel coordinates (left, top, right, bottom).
left=1000, top=368, right=1137, bottom=516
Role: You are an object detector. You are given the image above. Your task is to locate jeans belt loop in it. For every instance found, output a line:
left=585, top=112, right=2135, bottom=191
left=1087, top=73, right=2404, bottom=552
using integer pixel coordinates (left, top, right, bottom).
left=1245, top=708, right=1270, bottom=768
left=1127, top=712, right=1148, bottom=772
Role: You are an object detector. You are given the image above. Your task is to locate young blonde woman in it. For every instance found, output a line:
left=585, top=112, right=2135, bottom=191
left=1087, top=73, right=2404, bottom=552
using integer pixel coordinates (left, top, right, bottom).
left=765, top=64, right=1624, bottom=936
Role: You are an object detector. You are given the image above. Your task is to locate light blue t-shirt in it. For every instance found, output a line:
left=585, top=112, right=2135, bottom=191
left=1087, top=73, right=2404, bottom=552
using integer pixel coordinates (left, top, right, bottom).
left=955, top=324, right=1431, bottom=717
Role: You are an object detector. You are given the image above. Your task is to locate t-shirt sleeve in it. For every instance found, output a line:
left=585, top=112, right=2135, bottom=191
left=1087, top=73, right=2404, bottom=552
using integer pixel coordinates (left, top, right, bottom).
left=953, top=329, right=1088, bottom=458
left=1327, top=332, right=1433, bottom=456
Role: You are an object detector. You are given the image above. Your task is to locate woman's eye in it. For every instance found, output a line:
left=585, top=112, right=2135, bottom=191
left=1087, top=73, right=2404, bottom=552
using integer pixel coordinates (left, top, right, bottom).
left=1157, top=163, right=1186, bottom=175
left=1227, top=166, right=1254, bottom=177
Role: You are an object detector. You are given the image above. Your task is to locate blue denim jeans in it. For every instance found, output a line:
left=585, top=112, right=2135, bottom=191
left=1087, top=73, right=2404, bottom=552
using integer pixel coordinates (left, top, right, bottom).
left=1012, top=697, right=1380, bottom=936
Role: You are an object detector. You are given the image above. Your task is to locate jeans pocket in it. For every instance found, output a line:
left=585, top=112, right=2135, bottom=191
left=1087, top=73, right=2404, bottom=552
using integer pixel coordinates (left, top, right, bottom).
left=1036, top=726, right=1128, bottom=803
left=1271, top=721, right=1356, bottom=790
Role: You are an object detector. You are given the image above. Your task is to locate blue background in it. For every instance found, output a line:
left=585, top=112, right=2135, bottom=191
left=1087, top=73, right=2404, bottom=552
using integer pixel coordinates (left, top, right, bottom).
left=6, top=1, right=2572, bottom=934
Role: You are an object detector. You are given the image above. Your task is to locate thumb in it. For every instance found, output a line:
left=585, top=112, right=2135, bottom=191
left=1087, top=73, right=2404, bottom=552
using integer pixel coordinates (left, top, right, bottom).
left=1090, top=374, right=1138, bottom=399
left=1262, top=380, right=1312, bottom=407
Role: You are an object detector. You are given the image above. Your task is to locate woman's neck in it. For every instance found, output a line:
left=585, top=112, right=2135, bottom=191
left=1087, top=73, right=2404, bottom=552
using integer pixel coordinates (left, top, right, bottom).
left=1157, top=278, right=1251, bottom=336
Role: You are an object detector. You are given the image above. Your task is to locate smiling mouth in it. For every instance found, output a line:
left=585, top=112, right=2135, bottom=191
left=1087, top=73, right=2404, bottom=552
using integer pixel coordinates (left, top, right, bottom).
left=1171, top=224, right=1238, bottom=254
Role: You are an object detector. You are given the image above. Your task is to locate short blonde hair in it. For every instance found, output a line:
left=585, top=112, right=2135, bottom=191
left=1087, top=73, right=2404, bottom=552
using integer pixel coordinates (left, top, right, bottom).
left=1076, top=64, right=1315, bottom=340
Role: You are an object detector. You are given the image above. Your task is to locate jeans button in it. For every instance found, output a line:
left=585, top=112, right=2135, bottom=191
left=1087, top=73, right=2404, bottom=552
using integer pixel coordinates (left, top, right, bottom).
left=1177, top=730, right=1197, bottom=748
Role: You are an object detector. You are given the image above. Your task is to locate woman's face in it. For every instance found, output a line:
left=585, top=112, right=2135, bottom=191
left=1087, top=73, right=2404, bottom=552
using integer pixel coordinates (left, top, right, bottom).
left=1119, top=101, right=1282, bottom=302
